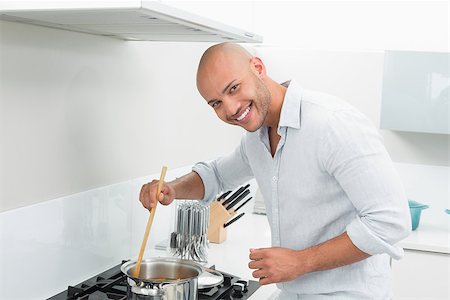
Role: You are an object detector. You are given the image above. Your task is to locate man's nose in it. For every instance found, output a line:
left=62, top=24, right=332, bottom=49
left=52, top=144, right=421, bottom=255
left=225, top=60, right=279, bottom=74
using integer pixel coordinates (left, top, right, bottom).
left=223, top=98, right=239, bottom=119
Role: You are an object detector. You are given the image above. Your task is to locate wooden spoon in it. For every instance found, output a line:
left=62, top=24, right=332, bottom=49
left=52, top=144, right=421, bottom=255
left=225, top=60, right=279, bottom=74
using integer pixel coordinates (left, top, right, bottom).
left=133, top=165, right=168, bottom=278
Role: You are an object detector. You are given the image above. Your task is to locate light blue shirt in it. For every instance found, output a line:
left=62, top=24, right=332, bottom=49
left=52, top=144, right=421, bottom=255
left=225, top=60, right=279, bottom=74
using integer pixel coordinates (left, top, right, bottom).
left=193, top=80, right=411, bottom=299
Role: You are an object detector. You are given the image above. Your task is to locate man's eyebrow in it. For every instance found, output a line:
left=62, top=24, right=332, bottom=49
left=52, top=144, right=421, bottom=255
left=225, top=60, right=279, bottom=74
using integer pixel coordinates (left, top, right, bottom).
left=222, top=79, right=237, bottom=94
left=207, top=79, right=237, bottom=105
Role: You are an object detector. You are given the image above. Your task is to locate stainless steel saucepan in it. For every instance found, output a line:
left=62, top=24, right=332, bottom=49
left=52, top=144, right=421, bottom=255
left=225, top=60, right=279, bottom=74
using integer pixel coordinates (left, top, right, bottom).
left=121, top=257, right=203, bottom=300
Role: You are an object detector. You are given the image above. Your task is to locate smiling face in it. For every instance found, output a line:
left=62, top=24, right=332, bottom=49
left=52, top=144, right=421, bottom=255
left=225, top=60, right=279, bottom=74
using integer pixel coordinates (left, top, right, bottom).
left=196, top=44, right=272, bottom=132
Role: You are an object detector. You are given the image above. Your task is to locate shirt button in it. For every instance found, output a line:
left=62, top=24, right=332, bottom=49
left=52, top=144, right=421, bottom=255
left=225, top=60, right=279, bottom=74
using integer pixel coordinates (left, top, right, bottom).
left=272, top=176, right=277, bottom=181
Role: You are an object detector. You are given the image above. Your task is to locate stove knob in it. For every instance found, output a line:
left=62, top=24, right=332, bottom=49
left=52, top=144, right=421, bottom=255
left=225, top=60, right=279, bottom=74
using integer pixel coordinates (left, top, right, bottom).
left=232, top=284, right=244, bottom=298
left=236, top=280, right=248, bottom=293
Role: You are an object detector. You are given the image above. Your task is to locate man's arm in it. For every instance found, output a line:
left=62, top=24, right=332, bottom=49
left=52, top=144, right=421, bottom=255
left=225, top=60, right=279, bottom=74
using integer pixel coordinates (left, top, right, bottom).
left=248, top=232, right=369, bottom=285
left=168, top=172, right=205, bottom=201
left=139, top=171, right=205, bottom=209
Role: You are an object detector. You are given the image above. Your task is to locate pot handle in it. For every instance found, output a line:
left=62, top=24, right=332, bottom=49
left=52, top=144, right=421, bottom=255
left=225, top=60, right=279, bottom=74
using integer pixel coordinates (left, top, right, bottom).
left=128, top=278, right=165, bottom=296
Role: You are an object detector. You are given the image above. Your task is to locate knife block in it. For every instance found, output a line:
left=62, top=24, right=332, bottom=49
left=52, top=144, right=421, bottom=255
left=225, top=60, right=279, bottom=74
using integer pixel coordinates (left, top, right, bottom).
left=208, top=201, right=233, bottom=244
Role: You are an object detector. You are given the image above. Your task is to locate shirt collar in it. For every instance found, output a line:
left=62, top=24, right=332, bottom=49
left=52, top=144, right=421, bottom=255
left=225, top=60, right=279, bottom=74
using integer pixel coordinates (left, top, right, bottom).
left=256, top=79, right=302, bottom=142
left=278, top=79, right=302, bottom=130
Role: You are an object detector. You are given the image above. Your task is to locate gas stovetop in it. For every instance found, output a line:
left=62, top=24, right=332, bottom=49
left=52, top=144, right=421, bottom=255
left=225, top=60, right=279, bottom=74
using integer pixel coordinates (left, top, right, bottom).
left=48, top=261, right=260, bottom=300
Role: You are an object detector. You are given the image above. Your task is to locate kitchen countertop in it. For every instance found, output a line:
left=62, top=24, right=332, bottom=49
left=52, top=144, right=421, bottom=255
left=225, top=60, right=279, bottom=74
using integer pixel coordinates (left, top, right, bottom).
left=393, top=163, right=450, bottom=254
left=397, top=221, right=450, bottom=254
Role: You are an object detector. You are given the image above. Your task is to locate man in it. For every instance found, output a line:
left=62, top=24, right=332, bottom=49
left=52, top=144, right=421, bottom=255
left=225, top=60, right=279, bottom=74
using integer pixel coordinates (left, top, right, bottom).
left=140, top=43, right=411, bottom=299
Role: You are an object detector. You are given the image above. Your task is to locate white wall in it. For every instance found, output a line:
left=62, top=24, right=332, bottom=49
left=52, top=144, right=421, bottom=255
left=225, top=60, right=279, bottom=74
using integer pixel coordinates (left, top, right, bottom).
left=0, top=20, right=243, bottom=212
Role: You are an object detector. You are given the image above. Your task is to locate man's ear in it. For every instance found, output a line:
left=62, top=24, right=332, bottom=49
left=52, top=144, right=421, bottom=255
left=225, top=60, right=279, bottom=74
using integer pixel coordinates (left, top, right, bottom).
left=250, top=57, right=266, bottom=78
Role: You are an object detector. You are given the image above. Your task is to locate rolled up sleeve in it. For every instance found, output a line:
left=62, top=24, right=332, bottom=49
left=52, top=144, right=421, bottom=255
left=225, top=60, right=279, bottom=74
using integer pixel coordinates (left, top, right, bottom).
left=321, top=110, right=411, bottom=259
left=192, top=135, right=254, bottom=205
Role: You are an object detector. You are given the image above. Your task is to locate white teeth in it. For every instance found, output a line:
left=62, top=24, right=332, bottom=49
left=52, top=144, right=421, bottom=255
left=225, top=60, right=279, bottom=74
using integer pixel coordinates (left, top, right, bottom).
left=236, top=106, right=251, bottom=121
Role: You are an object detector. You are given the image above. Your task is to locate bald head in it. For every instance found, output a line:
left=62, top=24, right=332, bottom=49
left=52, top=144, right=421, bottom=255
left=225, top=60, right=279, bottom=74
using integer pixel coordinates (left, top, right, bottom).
left=196, top=43, right=253, bottom=90
left=198, top=43, right=253, bottom=70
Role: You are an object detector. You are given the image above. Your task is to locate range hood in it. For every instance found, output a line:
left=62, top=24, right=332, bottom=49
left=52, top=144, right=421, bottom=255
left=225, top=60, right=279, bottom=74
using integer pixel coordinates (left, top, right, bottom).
left=0, top=1, right=263, bottom=43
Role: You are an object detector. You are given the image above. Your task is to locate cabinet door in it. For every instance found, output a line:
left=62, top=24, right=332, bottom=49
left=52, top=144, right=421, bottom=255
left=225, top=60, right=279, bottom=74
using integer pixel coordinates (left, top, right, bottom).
left=380, top=50, right=450, bottom=134
left=392, top=249, right=449, bottom=300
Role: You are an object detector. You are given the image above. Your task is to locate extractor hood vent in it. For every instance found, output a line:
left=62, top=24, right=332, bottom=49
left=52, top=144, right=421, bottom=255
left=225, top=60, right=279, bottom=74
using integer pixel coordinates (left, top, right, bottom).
left=0, top=1, right=263, bottom=43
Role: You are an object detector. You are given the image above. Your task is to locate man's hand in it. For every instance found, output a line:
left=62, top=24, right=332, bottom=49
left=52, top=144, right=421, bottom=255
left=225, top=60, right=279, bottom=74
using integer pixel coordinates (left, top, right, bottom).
left=248, top=247, right=309, bottom=285
left=248, top=233, right=370, bottom=285
left=139, top=180, right=175, bottom=210
left=139, top=172, right=206, bottom=210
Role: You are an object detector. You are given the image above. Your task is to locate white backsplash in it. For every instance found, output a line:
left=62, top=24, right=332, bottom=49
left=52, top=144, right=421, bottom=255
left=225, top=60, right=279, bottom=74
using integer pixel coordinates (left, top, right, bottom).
left=394, top=162, right=450, bottom=228
left=0, top=180, right=132, bottom=299
left=0, top=163, right=447, bottom=299
left=0, top=165, right=192, bottom=300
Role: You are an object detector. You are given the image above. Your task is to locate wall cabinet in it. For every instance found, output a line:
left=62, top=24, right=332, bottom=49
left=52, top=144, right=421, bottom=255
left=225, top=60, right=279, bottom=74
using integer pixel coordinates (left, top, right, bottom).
left=380, top=50, right=449, bottom=135
left=392, top=249, right=449, bottom=299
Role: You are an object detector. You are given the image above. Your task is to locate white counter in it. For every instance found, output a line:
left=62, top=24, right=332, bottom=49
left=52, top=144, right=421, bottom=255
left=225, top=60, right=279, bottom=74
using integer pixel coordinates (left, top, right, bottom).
left=394, top=163, right=450, bottom=254
left=397, top=220, right=450, bottom=254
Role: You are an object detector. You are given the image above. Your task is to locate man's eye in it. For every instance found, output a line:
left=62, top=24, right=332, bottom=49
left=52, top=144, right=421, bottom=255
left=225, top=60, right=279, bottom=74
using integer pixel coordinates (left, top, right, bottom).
left=230, top=84, right=239, bottom=93
left=211, top=101, right=221, bottom=108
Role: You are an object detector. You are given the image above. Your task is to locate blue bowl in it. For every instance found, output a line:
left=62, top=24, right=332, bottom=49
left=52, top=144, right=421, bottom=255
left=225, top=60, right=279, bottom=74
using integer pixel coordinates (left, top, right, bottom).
left=408, top=200, right=429, bottom=231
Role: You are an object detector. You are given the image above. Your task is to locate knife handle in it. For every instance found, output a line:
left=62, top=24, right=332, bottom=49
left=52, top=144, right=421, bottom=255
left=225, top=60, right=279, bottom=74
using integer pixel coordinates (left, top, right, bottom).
left=217, top=190, right=231, bottom=201
left=233, top=197, right=252, bottom=212
left=223, top=212, right=245, bottom=228
left=226, top=189, right=250, bottom=210
left=222, top=184, right=250, bottom=206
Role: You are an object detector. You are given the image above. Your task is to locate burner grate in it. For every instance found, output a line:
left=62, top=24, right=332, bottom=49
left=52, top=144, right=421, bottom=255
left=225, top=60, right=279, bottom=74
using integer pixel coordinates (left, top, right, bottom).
left=86, top=290, right=127, bottom=300
left=48, top=262, right=259, bottom=300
